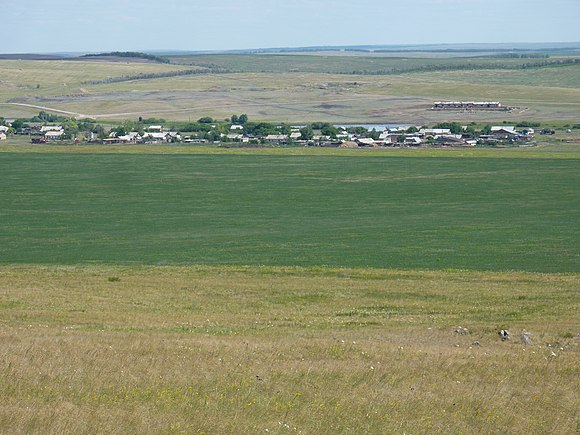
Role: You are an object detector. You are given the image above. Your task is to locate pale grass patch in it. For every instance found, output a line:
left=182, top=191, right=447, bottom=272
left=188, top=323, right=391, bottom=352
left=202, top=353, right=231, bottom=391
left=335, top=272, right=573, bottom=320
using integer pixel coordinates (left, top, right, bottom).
left=0, top=265, right=578, bottom=433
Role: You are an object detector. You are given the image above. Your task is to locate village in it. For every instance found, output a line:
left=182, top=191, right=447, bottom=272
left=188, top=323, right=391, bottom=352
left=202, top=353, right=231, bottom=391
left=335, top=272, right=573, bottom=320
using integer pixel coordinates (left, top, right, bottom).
left=0, top=117, right=547, bottom=148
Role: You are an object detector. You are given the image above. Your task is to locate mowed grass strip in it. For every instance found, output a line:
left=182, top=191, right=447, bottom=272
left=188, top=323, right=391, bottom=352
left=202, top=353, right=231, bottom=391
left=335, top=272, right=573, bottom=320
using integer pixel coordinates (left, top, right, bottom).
left=0, top=265, right=578, bottom=433
left=1, top=154, right=578, bottom=272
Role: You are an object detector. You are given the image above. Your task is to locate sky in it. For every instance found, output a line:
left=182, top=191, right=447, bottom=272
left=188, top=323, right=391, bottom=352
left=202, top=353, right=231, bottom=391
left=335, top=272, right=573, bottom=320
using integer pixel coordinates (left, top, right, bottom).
left=2, top=0, right=579, bottom=53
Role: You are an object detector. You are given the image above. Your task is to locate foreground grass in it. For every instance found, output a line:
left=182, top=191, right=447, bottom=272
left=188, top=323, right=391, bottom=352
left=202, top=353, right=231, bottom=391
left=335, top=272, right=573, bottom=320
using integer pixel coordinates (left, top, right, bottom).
left=0, top=265, right=578, bottom=433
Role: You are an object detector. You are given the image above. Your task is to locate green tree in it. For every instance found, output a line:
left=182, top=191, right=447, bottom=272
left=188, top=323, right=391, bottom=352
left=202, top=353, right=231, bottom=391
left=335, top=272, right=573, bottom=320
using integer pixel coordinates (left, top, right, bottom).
left=481, top=125, right=492, bottom=135
left=320, top=123, right=338, bottom=138
left=198, top=117, right=214, bottom=124
left=231, top=115, right=239, bottom=124
left=300, top=125, right=314, bottom=140
left=238, top=114, right=248, bottom=124
left=368, top=129, right=380, bottom=140
left=433, top=122, right=463, bottom=134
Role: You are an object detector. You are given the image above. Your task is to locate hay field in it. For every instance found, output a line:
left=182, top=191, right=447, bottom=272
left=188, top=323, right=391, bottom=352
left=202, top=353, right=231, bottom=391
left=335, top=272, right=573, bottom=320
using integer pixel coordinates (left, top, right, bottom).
left=1, top=56, right=579, bottom=123
left=0, top=265, right=578, bottom=433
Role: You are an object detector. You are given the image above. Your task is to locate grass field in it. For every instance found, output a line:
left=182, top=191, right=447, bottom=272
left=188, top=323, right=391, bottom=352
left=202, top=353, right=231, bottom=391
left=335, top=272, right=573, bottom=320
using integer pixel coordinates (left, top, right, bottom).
left=1, top=152, right=579, bottom=272
left=0, top=265, right=578, bottom=433
left=1, top=56, right=579, bottom=123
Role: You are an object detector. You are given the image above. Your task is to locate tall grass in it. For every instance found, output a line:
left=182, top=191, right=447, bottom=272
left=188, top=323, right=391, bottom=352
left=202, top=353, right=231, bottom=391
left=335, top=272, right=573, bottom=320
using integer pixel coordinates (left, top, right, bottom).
left=0, top=265, right=578, bottom=433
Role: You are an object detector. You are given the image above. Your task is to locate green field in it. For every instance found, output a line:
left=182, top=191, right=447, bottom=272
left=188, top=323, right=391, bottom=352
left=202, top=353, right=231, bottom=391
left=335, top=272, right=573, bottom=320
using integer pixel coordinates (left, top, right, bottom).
left=1, top=153, right=578, bottom=272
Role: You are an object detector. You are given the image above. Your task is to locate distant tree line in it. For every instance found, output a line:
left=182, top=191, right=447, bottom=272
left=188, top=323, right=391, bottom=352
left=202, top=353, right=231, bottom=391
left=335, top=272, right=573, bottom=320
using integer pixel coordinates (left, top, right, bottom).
left=337, top=58, right=580, bottom=76
left=81, top=52, right=170, bottom=64
left=82, top=67, right=233, bottom=85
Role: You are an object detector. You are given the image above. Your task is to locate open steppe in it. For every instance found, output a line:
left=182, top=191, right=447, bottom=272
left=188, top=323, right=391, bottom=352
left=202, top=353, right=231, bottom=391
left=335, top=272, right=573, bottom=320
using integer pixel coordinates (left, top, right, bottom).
left=1, top=53, right=579, bottom=123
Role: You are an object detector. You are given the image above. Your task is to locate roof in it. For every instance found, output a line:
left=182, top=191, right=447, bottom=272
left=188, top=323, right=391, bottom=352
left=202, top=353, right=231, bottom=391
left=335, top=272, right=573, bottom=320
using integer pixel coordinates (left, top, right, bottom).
left=265, top=135, right=288, bottom=140
left=491, top=126, right=516, bottom=133
left=45, top=130, right=64, bottom=137
left=40, top=125, right=63, bottom=132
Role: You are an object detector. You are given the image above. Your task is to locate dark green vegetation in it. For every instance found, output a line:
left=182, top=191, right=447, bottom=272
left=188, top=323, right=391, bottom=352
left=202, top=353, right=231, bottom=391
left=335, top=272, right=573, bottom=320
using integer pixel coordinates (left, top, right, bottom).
left=1, top=153, right=578, bottom=272
left=81, top=52, right=170, bottom=63
left=167, top=53, right=579, bottom=75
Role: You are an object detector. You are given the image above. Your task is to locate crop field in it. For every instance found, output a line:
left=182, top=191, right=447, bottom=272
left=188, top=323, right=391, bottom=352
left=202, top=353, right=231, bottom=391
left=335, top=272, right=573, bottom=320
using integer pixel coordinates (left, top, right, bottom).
left=1, top=152, right=579, bottom=272
left=1, top=55, right=579, bottom=123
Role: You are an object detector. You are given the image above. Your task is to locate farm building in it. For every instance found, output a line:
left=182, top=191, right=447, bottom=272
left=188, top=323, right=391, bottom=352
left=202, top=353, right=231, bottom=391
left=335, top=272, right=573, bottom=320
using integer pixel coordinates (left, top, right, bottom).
left=432, top=101, right=503, bottom=110
left=0, top=132, right=6, bottom=141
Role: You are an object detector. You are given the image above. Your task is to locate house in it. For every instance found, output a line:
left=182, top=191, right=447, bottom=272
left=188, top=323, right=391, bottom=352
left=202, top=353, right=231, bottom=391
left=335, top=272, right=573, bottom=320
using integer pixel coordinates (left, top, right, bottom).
left=230, top=125, right=244, bottom=130
left=40, top=125, right=64, bottom=133
left=419, top=128, right=451, bottom=137
left=117, top=132, right=141, bottom=143
left=226, top=133, right=244, bottom=141
left=490, top=126, right=521, bottom=140
left=44, top=130, right=65, bottom=140
left=289, top=132, right=301, bottom=140
left=264, top=134, right=288, bottom=143
left=0, top=132, right=6, bottom=141
left=355, top=138, right=376, bottom=147
left=490, top=126, right=518, bottom=136
left=147, top=125, right=164, bottom=132
left=142, top=131, right=180, bottom=143
left=403, top=136, right=423, bottom=146
left=0, top=126, right=9, bottom=133
left=434, top=134, right=468, bottom=146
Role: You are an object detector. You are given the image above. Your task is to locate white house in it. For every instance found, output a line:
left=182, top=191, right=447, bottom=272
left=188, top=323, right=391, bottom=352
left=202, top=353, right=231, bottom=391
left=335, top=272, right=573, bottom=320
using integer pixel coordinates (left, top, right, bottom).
left=40, top=125, right=64, bottom=133
left=44, top=130, right=65, bottom=140
left=0, top=132, right=7, bottom=141
left=420, top=128, right=451, bottom=136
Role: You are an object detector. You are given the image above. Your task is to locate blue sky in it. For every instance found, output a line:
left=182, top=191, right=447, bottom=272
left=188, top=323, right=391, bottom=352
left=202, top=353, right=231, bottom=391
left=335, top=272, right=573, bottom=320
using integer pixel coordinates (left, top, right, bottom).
left=2, top=0, right=579, bottom=53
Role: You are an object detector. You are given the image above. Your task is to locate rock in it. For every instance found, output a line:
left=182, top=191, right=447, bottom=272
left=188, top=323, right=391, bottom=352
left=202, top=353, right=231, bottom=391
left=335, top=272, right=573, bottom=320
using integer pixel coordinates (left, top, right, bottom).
left=471, top=341, right=481, bottom=347
left=499, top=329, right=510, bottom=341
left=520, top=332, right=533, bottom=345
left=454, top=326, right=470, bottom=335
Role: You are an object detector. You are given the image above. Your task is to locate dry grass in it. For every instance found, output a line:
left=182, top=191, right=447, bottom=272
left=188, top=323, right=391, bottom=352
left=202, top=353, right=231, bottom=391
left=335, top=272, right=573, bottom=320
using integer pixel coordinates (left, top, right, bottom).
left=1, top=60, right=579, bottom=123
left=1, top=265, right=578, bottom=433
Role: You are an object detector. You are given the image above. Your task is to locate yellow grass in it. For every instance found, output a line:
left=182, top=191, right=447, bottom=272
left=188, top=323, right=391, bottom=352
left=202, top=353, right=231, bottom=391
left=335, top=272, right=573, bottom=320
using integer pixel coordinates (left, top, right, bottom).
left=1, top=265, right=578, bottom=433
left=1, top=60, right=579, bottom=123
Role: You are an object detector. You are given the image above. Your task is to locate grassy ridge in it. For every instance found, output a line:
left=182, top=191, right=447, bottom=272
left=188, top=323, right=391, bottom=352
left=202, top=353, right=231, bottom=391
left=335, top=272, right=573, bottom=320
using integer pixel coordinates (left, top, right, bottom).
left=0, top=265, right=577, bottom=433
left=1, top=59, right=579, bottom=122
left=1, top=153, right=578, bottom=272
